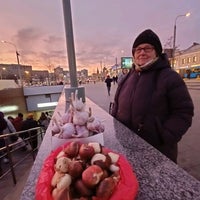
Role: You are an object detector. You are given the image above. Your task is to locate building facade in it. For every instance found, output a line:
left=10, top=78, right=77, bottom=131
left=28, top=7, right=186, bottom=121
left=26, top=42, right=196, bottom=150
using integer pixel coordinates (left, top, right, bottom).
left=0, top=64, right=32, bottom=85
left=173, top=43, right=200, bottom=77
left=0, top=63, right=89, bottom=85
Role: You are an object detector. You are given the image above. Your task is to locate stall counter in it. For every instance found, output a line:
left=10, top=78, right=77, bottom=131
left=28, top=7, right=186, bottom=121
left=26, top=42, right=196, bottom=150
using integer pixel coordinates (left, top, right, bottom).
left=20, top=92, right=200, bottom=200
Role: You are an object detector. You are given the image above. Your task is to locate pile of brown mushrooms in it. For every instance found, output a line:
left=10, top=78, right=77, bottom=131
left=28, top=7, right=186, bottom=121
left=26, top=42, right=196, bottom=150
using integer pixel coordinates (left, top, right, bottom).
left=51, top=141, right=120, bottom=200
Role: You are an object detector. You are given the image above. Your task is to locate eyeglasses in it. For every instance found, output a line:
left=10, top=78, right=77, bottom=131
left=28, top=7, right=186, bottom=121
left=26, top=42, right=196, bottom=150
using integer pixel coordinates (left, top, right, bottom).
left=133, top=46, right=154, bottom=54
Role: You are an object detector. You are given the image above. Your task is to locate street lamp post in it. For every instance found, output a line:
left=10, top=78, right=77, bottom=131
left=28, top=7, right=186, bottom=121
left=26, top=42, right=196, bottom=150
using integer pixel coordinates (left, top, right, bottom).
left=1, top=40, right=23, bottom=86
left=115, top=57, right=118, bottom=75
left=172, top=12, right=190, bottom=69
left=100, top=60, right=103, bottom=80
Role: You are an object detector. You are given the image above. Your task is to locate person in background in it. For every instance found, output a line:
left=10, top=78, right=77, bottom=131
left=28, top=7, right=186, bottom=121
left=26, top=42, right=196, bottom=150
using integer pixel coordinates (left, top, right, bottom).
left=2, top=113, right=17, bottom=143
left=105, top=75, right=113, bottom=96
left=38, top=112, right=50, bottom=131
left=0, top=112, right=17, bottom=164
left=21, top=113, right=39, bottom=150
left=112, top=76, right=116, bottom=85
left=13, top=113, right=24, bottom=132
left=0, top=112, right=10, bottom=165
left=117, top=68, right=129, bottom=84
left=111, top=29, right=194, bottom=163
left=7, top=116, right=15, bottom=124
left=45, top=111, right=52, bottom=120
left=115, top=75, right=118, bottom=83
left=58, top=81, right=63, bottom=85
left=12, top=113, right=27, bottom=151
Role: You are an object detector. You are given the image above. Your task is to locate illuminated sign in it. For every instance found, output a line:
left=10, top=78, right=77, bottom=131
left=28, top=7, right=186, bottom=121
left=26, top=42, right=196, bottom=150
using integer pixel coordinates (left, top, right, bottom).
left=121, top=57, right=133, bottom=69
left=37, top=102, right=58, bottom=108
left=0, top=105, right=19, bottom=113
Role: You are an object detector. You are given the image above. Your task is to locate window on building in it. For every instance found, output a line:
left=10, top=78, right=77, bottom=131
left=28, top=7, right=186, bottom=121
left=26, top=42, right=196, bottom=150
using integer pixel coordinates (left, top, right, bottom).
left=192, top=56, right=197, bottom=62
left=187, top=57, right=191, bottom=63
left=182, top=58, right=185, bottom=64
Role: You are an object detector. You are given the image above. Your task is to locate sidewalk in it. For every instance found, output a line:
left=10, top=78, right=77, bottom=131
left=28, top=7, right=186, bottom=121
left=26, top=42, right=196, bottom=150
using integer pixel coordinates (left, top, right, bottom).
left=1, top=80, right=200, bottom=200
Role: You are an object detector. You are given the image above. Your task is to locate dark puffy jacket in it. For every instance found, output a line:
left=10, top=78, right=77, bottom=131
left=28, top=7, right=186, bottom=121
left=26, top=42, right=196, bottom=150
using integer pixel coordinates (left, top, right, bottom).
left=21, top=118, right=39, bottom=139
left=112, top=54, right=194, bottom=162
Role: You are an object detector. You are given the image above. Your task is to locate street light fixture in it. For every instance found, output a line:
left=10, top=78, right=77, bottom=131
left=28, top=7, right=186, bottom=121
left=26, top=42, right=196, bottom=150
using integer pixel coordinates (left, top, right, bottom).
left=0, top=67, right=6, bottom=79
left=172, top=12, right=190, bottom=68
left=1, top=40, right=23, bottom=86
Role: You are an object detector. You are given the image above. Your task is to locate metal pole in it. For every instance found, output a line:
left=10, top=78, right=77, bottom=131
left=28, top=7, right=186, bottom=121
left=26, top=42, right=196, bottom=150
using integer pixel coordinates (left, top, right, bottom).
left=172, top=24, right=176, bottom=68
left=100, top=60, right=102, bottom=80
left=172, top=13, right=190, bottom=69
left=62, top=0, right=78, bottom=87
left=115, top=57, right=118, bottom=75
left=16, top=51, right=23, bottom=87
left=62, top=0, right=85, bottom=109
left=1, top=40, right=23, bottom=86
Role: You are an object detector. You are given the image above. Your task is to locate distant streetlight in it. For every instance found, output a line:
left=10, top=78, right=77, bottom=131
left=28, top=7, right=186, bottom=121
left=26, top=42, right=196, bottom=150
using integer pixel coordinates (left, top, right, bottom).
left=0, top=67, right=6, bottom=79
left=172, top=12, right=190, bottom=68
left=1, top=40, right=23, bottom=86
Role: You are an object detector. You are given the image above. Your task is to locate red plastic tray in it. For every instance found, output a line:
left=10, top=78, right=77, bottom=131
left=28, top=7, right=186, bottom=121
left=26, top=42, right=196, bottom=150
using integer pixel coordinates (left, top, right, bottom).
left=36, top=142, right=139, bottom=200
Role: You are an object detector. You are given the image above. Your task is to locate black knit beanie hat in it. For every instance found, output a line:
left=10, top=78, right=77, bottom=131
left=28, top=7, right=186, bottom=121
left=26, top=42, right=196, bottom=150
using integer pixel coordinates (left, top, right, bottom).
left=132, top=29, right=162, bottom=56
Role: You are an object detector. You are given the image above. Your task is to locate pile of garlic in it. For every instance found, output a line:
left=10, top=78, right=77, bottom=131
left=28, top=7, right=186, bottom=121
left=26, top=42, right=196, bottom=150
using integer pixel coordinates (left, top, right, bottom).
left=51, top=90, right=105, bottom=139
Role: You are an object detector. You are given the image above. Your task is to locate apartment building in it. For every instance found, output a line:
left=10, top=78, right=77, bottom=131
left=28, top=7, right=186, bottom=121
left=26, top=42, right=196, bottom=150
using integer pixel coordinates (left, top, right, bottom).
left=174, top=42, right=200, bottom=77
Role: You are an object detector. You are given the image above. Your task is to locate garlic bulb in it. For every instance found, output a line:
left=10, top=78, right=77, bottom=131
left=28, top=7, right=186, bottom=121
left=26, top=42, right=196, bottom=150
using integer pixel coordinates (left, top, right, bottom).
left=71, top=90, right=85, bottom=111
left=87, top=117, right=105, bottom=133
left=74, top=125, right=89, bottom=138
left=73, top=110, right=89, bottom=126
left=59, top=123, right=76, bottom=139
left=57, top=106, right=73, bottom=124
left=52, top=90, right=105, bottom=140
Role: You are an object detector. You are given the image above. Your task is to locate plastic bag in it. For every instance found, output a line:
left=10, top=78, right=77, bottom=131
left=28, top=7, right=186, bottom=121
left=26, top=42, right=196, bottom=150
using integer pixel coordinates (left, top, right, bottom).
left=36, top=142, right=139, bottom=200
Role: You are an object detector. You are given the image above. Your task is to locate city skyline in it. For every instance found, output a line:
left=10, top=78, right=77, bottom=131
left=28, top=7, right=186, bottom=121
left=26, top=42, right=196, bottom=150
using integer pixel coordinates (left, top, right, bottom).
left=0, top=0, right=199, bottom=74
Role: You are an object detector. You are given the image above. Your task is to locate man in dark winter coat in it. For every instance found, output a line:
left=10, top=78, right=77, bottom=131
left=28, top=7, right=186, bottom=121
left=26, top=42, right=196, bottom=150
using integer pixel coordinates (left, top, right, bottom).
left=112, top=29, right=194, bottom=163
left=21, top=113, right=39, bottom=149
left=105, top=75, right=113, bottom=96
left=13, top=113, right=24, bottom=132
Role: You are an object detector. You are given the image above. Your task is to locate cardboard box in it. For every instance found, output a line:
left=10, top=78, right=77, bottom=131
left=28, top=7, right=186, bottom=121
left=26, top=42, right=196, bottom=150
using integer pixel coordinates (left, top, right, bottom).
left=51, top=132, right=104, bottom=150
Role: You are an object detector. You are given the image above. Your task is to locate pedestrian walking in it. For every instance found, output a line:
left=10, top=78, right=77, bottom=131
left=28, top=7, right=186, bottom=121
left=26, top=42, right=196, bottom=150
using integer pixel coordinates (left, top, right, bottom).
left=111, top=29, right=194, bottom=163
left=112, top=76, right=116, bottom=85
left=105, top=75, right=113, bottom=96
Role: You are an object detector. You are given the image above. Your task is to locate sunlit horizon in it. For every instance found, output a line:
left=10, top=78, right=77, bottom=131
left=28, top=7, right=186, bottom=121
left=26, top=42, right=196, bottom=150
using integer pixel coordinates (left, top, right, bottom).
left=0, top=0, right=199, bottom=75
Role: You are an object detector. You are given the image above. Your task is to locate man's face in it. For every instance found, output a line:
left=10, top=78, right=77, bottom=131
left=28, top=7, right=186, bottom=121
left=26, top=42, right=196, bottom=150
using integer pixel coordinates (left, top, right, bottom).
left=133, top=43, right=157, bottom=66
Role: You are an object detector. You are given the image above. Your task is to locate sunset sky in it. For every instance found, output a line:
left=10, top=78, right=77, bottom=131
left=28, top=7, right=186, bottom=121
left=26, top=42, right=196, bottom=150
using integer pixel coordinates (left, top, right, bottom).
left=0, top=0, right=199, bottom=74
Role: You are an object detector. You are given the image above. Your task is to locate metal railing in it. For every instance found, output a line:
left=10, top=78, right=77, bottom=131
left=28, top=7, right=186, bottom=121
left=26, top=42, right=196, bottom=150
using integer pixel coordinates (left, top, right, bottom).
left=0, top=127, right=44, bottom=184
